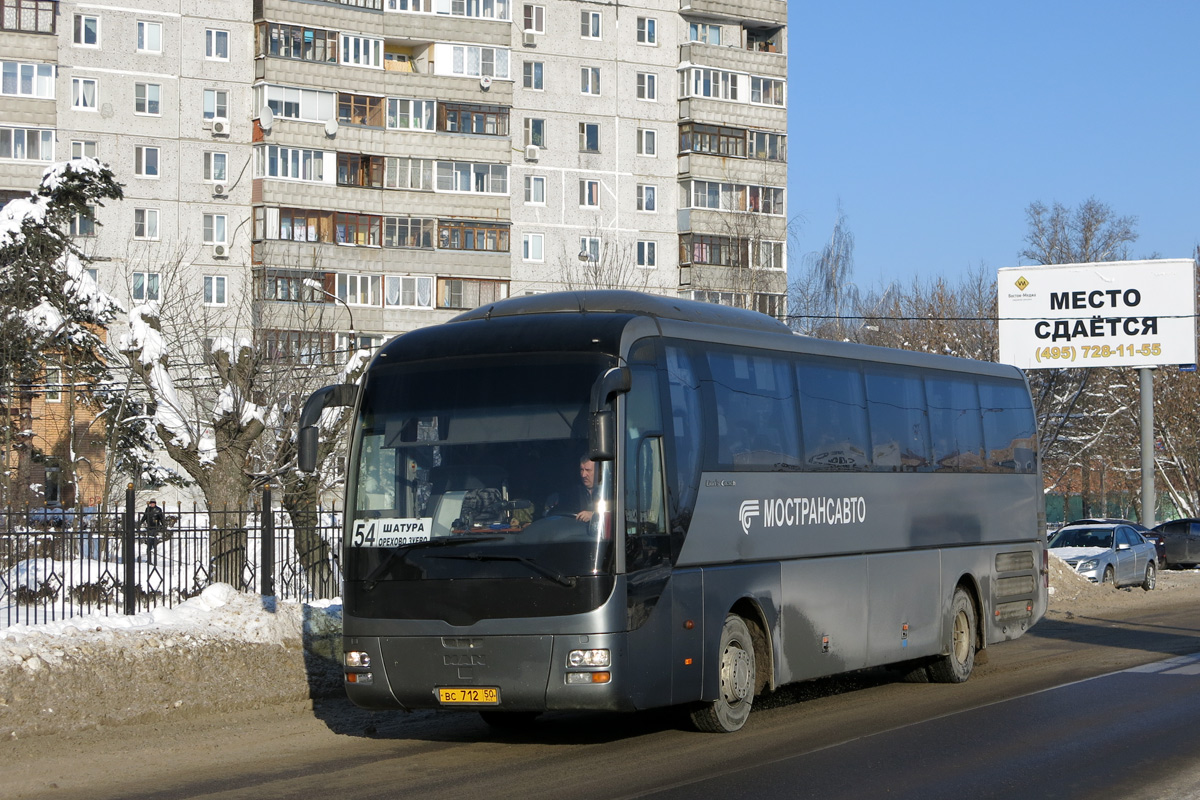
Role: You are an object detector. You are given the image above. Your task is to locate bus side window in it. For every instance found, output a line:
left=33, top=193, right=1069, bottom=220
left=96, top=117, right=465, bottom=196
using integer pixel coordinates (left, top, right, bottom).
left=796, top=358, right=870, bottom=469
left=979, top=379, right=1037, bottom=474
left=706, top=349, right=801, bottom=469
left=665, top=344, right=701, bottom=515
left=626, top=365, right=668, bottom=570
left=865, top=367, right=931, bottom=471
left=925, top=375, right=984, bottom=472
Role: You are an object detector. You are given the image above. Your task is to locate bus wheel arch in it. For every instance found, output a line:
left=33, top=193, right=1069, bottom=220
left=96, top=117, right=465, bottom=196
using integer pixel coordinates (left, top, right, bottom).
left=730, top=597, right=774, bottom=695
left=928, top=581, right=979, bottom=684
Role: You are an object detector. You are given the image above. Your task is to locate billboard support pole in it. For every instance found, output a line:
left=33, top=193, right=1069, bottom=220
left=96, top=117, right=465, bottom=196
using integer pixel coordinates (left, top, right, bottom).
left=1140, top=367, right=1155, bottom=528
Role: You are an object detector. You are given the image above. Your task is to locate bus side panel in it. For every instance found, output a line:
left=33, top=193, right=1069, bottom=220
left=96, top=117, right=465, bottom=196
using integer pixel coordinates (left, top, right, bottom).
left=668, top=569, right=705, bottom=705
left=864, top=550, right=942, bottom=665
left=777, top=556, right=868, bottom=684
left=698, top=562, right=781, bottom=701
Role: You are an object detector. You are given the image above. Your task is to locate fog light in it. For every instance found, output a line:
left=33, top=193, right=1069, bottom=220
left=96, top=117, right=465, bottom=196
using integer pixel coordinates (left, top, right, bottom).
left=345, top=651, right=371, bottom=668
left=566, top=671, right=611, bottom=684
left=567, top=649, right=610, bottom=667
left=345, top=672, right=373, bottom=685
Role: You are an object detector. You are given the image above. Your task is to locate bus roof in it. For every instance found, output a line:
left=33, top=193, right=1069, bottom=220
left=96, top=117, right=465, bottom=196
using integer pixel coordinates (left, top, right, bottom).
left=450, top=290, right=792, bottom=336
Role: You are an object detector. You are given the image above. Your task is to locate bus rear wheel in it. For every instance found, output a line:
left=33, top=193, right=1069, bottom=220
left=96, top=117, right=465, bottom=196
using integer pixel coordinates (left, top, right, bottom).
left=690, top=614, right=756, bottom=733
left=928, top=587, right=976, bottom=684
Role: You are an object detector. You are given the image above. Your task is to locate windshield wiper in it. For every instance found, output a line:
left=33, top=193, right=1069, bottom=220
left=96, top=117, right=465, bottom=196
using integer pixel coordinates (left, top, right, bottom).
left=430, top=552, right=577, bottom=587
left=363, top=536, right=504, bottom=587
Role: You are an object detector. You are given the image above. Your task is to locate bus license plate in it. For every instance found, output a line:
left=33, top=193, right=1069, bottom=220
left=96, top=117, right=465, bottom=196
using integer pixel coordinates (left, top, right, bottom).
left=437, top=687, right=500, bottom=705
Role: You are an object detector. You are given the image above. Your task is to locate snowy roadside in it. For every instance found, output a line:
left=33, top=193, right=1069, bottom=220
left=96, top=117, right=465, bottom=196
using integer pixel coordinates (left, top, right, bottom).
left=0, top=584, right=344, bottom=740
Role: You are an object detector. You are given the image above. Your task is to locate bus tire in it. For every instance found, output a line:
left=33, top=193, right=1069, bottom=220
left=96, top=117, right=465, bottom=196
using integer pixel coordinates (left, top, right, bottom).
left=690, top=614, right=756, bottom=733
left=928, top=587, right=976, bottom=684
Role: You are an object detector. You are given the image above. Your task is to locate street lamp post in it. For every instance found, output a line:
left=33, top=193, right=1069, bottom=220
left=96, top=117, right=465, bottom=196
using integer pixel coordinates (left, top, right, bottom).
left=302, top=278, right=356, bottom=356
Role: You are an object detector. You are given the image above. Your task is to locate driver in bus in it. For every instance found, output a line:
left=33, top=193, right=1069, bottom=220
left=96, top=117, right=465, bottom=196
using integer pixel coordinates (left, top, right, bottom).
left=546, top=455, right=598, bottom=522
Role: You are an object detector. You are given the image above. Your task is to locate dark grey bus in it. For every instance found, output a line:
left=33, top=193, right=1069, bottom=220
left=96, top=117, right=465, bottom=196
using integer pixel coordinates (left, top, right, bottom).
left=299, top=291, right=1048, bottom=733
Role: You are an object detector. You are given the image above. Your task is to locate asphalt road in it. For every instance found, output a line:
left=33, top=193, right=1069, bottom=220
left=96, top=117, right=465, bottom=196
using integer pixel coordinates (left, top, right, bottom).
left=8, top=603, right=1200, bottom=800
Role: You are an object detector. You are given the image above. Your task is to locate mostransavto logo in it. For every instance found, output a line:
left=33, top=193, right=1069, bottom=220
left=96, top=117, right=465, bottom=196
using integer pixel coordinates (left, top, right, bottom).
left=738, top=500, right=760, bottom=535
left=739, top=496, right=867, bottom=534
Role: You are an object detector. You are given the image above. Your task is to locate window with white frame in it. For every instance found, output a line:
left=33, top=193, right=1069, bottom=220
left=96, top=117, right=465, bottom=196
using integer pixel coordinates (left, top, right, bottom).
left=203, top=213, right=227, bottom=244
left=134, top=146, right=159, bottom=177
left=386, top=0, right=433, bottom=11
left=580, top=66, right=600, bottom=95
left=73, top=14, right=99, bottom=46
left=340, top=34, right=383, bottom=68
left=579, top=179, right=599, bottom=207
left=137, top=20, right=161, bottom=53
left=579, top=236, right=600, bottom=262
left=134, top=82, right=161, bottom=115
left=523, top=60, right=543, bottom=90
left=1, top=127, right=53, bottom=161
left=579, top=121, right=599, bottom=152
left=44, top=367, right=61, bottom=402
left=259, top=84, right=336, bottom=122
left=69, top=208, right=95, bottom=237
left=636, top=17, right=656, bottom=44
left=72, top=77, right=98, bottom=110
left=750, top=76, right=785, bottom=106
left=204, top=88, right=229, bottom=120
left=444, top=0, right=510, bottom=20
left=132, top=271, right=161, bottom=302
left=522, top=232, right=544, bottom=261
left=204, top=151, right=227, bottom=182
left=524, top=175, right=545, bottom=204
left=449, top=45, right=509, bottom=78
left=384, top=275, right=433, bottom=308
left=1, top=62, right=55, bottom=98
left=71, top=140, right=97, bottom=159
left=204, top=275, right=227, bottom=305
left=683, top=67, right=739, bottom=101
left=636, top=72, right=656, bottom=101
left=580, top=10, right=600, bottom=38
left=133, top=208, right=159, bottom=239
left=384, top=157, right=435, bottom=189
left=386, top=98, right=435, bottom=130
left=256, top=145, right=326, bottom=182
left=337, top=273, right=379, bottom=306
left=435, top=161, right=508, bottom=193
left=749, top=130, right=787, bottom=161
left=636, top=184, right=656, bottom=212
left=637, top=240, right=656, bottom=267
left=754, top=240, right=785, bottom=270
left=524, top=117, right=544, bottom=147
left=523, top=4, right=544, bottom=32
left=636, top=128, right=656, bottom=156
left=383, top=216, right=435, bottom=248
left=688, top=22, right=720, bottom=44
left=206, top=28, right=229, bottom=60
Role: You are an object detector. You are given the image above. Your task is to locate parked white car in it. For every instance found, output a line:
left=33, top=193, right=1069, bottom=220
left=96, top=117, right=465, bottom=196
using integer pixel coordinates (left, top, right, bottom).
left=1049, top=523, right=1157, bottom=590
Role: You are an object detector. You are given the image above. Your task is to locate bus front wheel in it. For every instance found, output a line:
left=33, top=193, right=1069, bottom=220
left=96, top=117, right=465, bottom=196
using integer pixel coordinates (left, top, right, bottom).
left=690, top=614, right=756, bottom=733
left=928, top=587, right=976, bottom=684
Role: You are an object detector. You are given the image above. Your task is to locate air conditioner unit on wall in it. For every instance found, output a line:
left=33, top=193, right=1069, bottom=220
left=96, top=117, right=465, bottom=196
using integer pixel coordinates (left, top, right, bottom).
left=524, top=144, right=539, bottom=161
left=212, top=184, right=226, bottom=197
left=212, top=244, right=228, bottom=258
left=211, top=118, right=229, bottom=135
left=523, top=31, right=537, bottom=46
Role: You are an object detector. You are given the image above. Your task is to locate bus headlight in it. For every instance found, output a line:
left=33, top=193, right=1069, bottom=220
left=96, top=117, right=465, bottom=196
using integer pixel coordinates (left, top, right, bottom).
left=568, top=649, right=610, bottom=667
left=345, top=651, right=371, bottom=668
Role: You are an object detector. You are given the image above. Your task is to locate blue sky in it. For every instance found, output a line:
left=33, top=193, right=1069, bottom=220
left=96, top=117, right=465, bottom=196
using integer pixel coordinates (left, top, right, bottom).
left=788, top=1, right=1200, bottom=292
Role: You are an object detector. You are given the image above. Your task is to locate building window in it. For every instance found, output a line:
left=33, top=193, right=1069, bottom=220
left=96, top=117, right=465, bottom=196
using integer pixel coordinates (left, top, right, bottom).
left=683, top=67, right=739, bottom=101
left=340, top=34, right=384, bottom=68
left=522, top=232, right=544, bottom=261
left=203, top=89, right=229, bottom=120
left=73, top=14, right=99, bottom=46
left=435, top=161, right=508, bottom=194
left=680, top=234, right=750, bottom=267
left=580, top=10, right=600, bottom=38
left=206, top=29, right=230, bottom=60
left=636, top=72, right=656, bottom=101
left=636, top=17, right=656, bottom=44
left=259, top=84, right=336, bottom=122
left=384, top=157, right=434, bottom=190
left=579, top=122, right=599, bottom=153
left=72, top=77, right=98, bottom=110
left=523, top=60, right=543, bottom=90
left=4, top=0, right=55, bottom=33
left=636, top=184, right=656, bottom=212
left=69, top=208, right=95, bottom=237
left=335, top=213, right=383, bottom=246
left=259, top=22, right=337, bottom=63
left=134, top=82, right=161, bottom=115
left=523, top=4, right=544, bottom=33
left=133, top=208, right=159, bottom=240
left=133, top=271, right=161, bottom=302
left=204, top=275, right=227, bottom=306
left=689, top=22, right=721, bottom=45
left=579, top=179, right=600, bottom=207
left=137, top=20, right=161, bottom=53
left=684, top=179, right=785, bottom=214
left=749, top=131, right=787, bottom=161
left=261, top=329, right=333, bottom=365
left=523, top=117, right=545, bottom=147
left=337, top=153, right=387, bottom=188
left=448, top=45, right=510, bottom=79
left=134, top=146, right=159, bottom=177
left=337, top=273, right=380, bottom=306
left=0, top=127, right=53, bottom=161
left=750, top=77, right=785, bottom=106
left=680, top=122, right=748, bottom=158
left=44, top=367, right=61, bottom=402
left=1, top=62, right=55, bottom=99
left=382, top=216, right=435, bottom=248
left=439, top=103, right=509, bottom=136
left=579, top=236, right=600, bottom=262
left=637, top=240, right=656, bottom=267
left=438, top=278, right=509, bottom=310
left=755, top=292, right=786, bottom=319
left=580, top=66, right=600, bottom=95
left=256, top=145, right=326, bottom=182
left=338, top=92, right=386, bottom=127
left=387, top=98, right=435, bottom=130
left=204, top=152, right=227, bottom=182
left=71, top=140, right=97, bottom=159
left=524, top=175, right=545, bottom=204
left=438, top=219, right=510, bottom=252
left=637, top=128, right=656, bottom=156
left=754, top=240, right=785, bottom=270
left=384, top=275, right=433, bottom=308
left=203, top=214, right=227, bottom=244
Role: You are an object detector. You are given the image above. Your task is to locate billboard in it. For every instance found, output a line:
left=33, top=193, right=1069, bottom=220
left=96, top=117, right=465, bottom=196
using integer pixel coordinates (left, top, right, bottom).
left=998, top=259, right=1196, bottom=370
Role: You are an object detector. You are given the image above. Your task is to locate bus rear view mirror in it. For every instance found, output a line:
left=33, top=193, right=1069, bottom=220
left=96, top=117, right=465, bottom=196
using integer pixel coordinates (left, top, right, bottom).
left=588, top=367, right=631, bottom=462
left=297, top=384, right=358, bottom=473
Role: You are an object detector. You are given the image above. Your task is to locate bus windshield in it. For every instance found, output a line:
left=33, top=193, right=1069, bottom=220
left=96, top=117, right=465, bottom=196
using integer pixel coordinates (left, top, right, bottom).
left=346, top=353, right=618, bottom=586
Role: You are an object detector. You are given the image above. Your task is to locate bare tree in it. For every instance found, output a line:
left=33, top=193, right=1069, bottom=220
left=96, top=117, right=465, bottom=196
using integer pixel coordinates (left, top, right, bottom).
left=555, top=227, right=652, bottom=292
left=793, top=202, right=859, bottom=339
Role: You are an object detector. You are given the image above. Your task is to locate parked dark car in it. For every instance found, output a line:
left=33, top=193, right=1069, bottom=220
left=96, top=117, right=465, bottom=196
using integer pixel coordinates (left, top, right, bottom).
left=1150, top=518, right=1200, bottom=569
left=1066, top=518, right=1163, bottom=568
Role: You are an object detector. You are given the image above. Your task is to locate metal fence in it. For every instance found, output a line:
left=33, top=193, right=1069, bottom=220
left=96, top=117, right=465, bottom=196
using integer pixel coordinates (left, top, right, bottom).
left=0, top=487, right=343, bottom=628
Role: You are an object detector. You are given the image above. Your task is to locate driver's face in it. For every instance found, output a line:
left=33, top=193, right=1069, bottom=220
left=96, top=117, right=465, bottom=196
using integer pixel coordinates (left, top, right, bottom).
left=580, top=460, right=595, bottom=491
